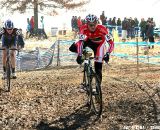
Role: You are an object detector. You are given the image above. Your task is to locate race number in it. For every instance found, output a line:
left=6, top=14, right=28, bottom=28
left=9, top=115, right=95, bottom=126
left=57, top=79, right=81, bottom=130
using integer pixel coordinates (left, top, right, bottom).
left=79, top=34, right=85, bottom=40
left=106, top=34, right=112, bottom=41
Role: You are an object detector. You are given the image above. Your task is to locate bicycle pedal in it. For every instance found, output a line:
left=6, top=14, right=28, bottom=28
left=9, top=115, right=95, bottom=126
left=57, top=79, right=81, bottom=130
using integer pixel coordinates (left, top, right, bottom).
left=78, top=85, right=87, bottom=93
left=11, top=76, right=17, bottom=79
left=1, top=77, right=6, bottom=80
left=92, top=89, right=98, bottom=95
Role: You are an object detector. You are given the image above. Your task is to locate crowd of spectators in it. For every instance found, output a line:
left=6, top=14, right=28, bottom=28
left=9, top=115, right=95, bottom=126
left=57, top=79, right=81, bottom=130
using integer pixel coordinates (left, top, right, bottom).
left=71, top=11, right=158, bottom=43
left=26, top=16, right=48, bottom=40
left=100, top=11, right=156, bottom=43
left=71, top=16, right=86, bottom=38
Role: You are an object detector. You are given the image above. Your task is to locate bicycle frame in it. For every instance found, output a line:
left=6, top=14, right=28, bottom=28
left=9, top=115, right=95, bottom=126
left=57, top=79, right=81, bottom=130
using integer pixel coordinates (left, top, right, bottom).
left=0, top=47, right=17, bottom=92
left=82, top=50, right=103, bottom=116
left=5, top=48, right=17, bottom=71
left=84, top=57, right=94, bottom=77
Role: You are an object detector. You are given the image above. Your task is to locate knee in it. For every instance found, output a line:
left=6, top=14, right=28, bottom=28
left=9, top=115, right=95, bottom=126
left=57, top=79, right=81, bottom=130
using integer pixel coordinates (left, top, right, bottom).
left=10, top=51, right=15, bottom=57
left=94, top=62, right=102, bottom=73
left=2, top=51, right=7, bottom=57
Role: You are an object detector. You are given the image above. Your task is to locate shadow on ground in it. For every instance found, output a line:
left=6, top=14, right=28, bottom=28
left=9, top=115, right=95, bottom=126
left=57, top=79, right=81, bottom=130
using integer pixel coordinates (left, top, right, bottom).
left=35, top=104, right=99, bottom=130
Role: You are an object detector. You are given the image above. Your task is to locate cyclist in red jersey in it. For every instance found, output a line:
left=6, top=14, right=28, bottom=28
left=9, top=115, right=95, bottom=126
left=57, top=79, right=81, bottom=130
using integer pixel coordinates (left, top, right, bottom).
left=69, top=14, right=114, bottom=84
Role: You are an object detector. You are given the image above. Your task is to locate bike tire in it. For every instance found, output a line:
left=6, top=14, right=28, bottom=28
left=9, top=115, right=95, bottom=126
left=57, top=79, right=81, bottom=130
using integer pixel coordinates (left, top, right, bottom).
left=89, top=73, right=102, bottom=116
left=83, top=69, right=92, bottom=109
left=6, top=63, right=11, bottom=92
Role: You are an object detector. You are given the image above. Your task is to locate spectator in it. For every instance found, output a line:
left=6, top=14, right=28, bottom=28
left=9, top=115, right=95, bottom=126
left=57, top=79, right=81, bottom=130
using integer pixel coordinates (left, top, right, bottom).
left=108, top=18, right=113, bottom=34
left=81, top=19, right=86, bottom=25
left=126, top=17, right=135, bottom=39
left=39, top=16, right=48, bottom=39
left=122, top=17, right=128, bottom=42
left=134, top=17, right=139, bottom=36
left=100, top=11, right=106, bottom=25
left=72, top=16, right=78, bottom=38
left=112, top=17, right=117, bottom=30
left=71, top=16, right=75, bottom=31
left=26, top=18, right=31, bottom=39
left=130, top=17, right=136, bottom=39
left=146, top=20, right=155, bottom=48
left=30, top=16, right=34, bottom=37
left=105, top=17, right=108, bottom=26
left=117, top=18, right=122, bottom=37
left=77, top=16, right=83, bottom=31
left=150, top=17, right=156, bottom=27
left=139, top=18, right=147, bottom=41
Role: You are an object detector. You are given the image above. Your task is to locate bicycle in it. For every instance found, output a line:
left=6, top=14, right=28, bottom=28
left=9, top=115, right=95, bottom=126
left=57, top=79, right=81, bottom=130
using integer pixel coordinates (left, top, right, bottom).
left=81, top=49, right=103, bottom=116
left=0, top=47, right=17, bottom=92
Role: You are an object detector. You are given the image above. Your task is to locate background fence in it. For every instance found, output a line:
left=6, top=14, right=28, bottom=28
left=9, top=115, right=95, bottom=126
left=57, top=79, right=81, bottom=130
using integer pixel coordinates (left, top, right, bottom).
left=0, top=39, right=160, bottom=72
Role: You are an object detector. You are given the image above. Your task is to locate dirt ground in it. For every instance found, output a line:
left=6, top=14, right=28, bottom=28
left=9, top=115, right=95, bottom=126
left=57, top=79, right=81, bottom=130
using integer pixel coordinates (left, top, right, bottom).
left=0, top=56, right=160, bottom=130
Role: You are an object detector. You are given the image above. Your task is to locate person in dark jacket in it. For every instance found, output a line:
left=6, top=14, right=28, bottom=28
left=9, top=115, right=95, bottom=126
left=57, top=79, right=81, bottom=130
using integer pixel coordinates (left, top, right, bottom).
left=134, top=17, right=139, bottom=36
left=122, top=17, right=128, bottom=42
left=117, top=18, right=122, bottom=37
left=127, top=17, right=135, bottom=39
left=139, top=18, right=147, bottom=41
left=100, top=11, right=106, bottom=25
left=108, top=18, right=113, bottom=35
left=112, top=17, right=117, bottom=31
left=146, top=20, right=155, bottom=48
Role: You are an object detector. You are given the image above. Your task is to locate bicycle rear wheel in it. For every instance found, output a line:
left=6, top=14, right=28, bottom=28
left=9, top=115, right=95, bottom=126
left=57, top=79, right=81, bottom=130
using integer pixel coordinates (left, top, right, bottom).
left=89, top=73, right=102, bottom=116
left=6, top=62, right=11, bottom=92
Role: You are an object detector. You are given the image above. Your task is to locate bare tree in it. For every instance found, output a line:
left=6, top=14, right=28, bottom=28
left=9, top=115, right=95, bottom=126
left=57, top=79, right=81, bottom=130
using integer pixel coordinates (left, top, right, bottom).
left=0, top=0, right=90, bottom=34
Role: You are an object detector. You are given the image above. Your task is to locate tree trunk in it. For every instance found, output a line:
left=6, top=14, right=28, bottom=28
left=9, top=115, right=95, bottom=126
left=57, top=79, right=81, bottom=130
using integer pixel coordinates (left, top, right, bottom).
left=34, top=0, right=38, bottom=35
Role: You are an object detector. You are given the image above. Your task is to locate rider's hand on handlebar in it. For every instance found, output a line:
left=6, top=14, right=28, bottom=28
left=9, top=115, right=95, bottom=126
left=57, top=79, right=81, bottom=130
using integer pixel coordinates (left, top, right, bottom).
left=76, top=55, right=83, bottom=64
left=103, top=52, right=110, bottom=63
left=17, top=45, right=24, bottom=50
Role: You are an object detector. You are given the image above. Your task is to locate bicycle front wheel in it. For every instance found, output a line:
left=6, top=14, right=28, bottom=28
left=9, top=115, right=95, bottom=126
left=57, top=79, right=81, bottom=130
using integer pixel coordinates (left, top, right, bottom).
left=89, top=73, right=102, bottom=116
left=6, top=63, right=11, bottom=92
left=83, top=69, right=92, bottom=109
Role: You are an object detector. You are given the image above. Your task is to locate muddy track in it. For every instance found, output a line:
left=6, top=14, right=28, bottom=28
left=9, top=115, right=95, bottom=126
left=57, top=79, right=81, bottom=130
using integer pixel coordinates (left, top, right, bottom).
left=0, top=63, right=160, bottom=130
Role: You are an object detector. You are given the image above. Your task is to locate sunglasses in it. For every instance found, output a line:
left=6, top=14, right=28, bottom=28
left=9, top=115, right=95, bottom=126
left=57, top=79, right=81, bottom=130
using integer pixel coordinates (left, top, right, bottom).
left=88, top=23, right=97, bottom=27
left=7, top=29, right=13, bottom=31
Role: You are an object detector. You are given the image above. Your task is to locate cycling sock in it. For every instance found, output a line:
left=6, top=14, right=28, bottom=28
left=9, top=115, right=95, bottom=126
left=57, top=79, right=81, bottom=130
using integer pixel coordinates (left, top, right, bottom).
left=12, top=68, right=15, bottom=73
left=3, top=66, right=6, bottom=72
left=94, top=62, right=102, bottom=85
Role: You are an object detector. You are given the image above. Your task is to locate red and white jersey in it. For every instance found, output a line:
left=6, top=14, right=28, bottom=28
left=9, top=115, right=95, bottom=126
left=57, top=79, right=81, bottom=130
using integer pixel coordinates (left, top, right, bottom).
left=77, top=24, right=114, bottom=54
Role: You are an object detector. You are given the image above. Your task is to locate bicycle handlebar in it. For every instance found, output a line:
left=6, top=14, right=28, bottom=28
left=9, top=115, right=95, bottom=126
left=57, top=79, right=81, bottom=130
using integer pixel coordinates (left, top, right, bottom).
left=0, top=48, right=18, bottom=50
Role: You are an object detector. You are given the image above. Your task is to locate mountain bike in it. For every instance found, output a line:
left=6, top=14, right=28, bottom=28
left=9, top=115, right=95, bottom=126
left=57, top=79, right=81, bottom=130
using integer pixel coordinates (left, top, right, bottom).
left=81, top=49, right=102, bottom=116
left=0, top=47, right=17, bottom=92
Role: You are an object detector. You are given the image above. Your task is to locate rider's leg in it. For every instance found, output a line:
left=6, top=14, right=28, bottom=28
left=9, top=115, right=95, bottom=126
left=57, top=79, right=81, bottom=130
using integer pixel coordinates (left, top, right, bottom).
left=94, top=43, right=106, bottom=85
left=10, top=43, right=16, bottom=78
left=94, top=62, right=102, bottom=84
left=10, top=50, right=16, bottom=74
left=2, top=49, right=7, bottom=73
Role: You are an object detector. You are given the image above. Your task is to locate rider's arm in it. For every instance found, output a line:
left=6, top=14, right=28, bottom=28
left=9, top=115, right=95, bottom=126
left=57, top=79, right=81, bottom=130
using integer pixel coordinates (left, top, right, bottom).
left=0, top=28, right=5, bottom=39
left=106, top=34, right=114, bottom=53
left=1, top=35, right=5, bottom=46
left=99, top=25, right=114, bottom=54
left=76, top=40, right=83, bottom=56
left=76, top=25, right=87, bottom=56
left=16, top=29, right=25, bottom=48
left=17, top=35, right=25, bottom=48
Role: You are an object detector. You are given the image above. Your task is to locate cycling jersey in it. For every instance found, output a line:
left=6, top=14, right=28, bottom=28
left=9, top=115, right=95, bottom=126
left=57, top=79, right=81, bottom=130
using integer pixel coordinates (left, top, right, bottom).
left=75, top=24, right=114, bottom=62
left=0, top=27, right=25, bottom=48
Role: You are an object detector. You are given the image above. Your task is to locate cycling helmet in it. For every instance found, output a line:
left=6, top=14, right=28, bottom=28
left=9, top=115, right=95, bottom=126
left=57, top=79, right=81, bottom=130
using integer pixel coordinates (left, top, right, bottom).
left=4, top=19, right=14, bottom=29
left=85, top=14, right=98, bottom=23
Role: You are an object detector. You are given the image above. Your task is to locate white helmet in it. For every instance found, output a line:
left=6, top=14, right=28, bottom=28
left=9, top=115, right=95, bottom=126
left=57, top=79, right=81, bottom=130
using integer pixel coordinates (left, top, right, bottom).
left=85, top=14, right=98, bottom=23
